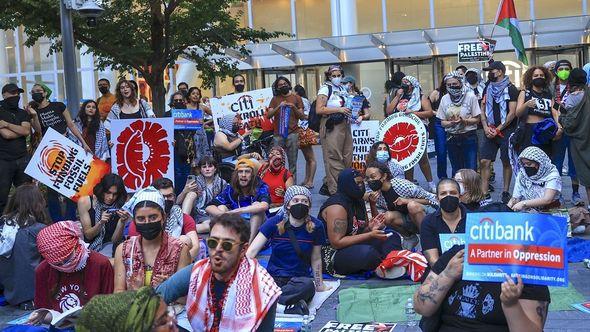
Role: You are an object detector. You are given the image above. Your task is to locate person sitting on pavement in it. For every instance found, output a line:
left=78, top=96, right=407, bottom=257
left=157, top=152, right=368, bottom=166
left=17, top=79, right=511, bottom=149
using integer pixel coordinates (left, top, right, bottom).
left=77, top=173, right=129, bottom=257
left=206, top=158, right=270, bottom=242
left=213, top=112, right=262, bottom=163
left=29, top=221, right=114, bottom=325
left=318, top=168, right=404, bottom=277
left=178, top=155, right=228, bottom=233
left=127, top=178, right=200, bottom=258
left=258, top=146, right=294, bottom=208
left=247, top=186, right=330, bottom=315
left=364, top=162, right=438, bottom=251
left=508, top=146, right=562, bottom=212
left=454, top=168, right=489, bottom=211
left=414, top=245, right=550, bottom=332
left=365, top=140, right=405, bottom=180
left=114, top=187, right=191, bottom=292
left=420, top=178, right=466, bottom=266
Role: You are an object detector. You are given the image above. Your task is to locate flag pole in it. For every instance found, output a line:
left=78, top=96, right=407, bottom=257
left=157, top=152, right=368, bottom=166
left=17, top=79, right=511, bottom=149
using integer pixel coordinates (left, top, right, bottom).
left=490, top=0, right=504, bottom=39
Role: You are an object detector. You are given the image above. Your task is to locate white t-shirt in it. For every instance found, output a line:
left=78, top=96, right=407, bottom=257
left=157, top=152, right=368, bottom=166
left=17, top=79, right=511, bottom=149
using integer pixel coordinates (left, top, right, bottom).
left=318, top=83, right=347, bottom=108
left=512, top=173, right=562, bottom=201
left=436, top=91, right=481, bottom=135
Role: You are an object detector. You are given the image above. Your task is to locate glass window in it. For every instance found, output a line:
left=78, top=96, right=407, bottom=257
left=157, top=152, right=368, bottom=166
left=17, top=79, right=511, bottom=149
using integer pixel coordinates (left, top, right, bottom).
left=386, top=0, right=431, bottom=31
left=305, top=68, right=319, bottom=100
left=228, top=2, right=249, bottom=28
left=296, top=0, right=332, bottom=39
left=535, top=0, right=582, bottom=19
left=484, top=0, right=529, bottom=22
left=434, top=0, right=479, bottom=28
left=23, top=73, right=59, bottom=103
left=357, top=61, right=387, bottom=120
left=395, top=62, right=434, bottom=93
left=1, top=30, right=18, bottom=74
left=357, top=0, right=383, bottom=33
left=252, top=0, right=292, bottom=39
left=20, top=34, right=54, bottom=73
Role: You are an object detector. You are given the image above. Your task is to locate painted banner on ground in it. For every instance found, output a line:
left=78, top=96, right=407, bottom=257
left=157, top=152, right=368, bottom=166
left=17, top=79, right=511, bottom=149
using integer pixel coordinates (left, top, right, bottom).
left=439, top=233, right=465, bottom=254
left=110, top=118, right=175, bottom=192
left=351, top=120, right=379, bottom=172
left=210, top=87, right=274, bottom=133
left=25, top=127, right=110, bottom=202
left=376, top=113, right=427, bottom=171
left=319, top=321, right=396, bottom=332
left=463, top=212, right=568, bottom=287
left=170, top=109, right=203, bottom=130
left=458, top=39, right=496, bottom=63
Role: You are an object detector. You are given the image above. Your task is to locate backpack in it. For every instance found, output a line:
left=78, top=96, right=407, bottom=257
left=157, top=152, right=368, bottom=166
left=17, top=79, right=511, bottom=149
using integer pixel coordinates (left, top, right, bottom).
left=309, top=84, right=333, bottom=132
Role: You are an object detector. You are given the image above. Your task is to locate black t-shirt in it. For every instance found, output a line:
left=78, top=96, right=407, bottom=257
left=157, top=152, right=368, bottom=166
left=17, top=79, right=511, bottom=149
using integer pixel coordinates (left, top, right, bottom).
left=0, top=103, right=30, bottom=160
left=484, top=84, right=519, bottom=128
left=381, top=186, right=406, bottom=214
left=420, top=205, right=467, bottom=255
left=431, top=247, right=550, bottom=332
left=524, top=89, right=553, bottom=119
left=37, top=101, right=68, bottom=135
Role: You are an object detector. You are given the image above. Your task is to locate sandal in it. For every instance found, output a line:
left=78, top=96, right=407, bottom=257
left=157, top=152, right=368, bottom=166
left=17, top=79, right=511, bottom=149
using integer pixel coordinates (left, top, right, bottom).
left=375, top=265, right=406, bottom=280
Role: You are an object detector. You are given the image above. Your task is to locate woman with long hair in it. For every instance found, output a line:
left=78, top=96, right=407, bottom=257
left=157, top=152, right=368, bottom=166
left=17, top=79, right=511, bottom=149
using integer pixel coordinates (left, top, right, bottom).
left=454, top=169, right=488, bottom=211
left=258, top=146, right=294, bottom=207
left=293, top=84, right=317, bottom=189
left=186, top=86, right=215, bottom=150
left=70, top=100, right=109, bottom=160
left=365, top=140, right=404, bottom=180
left=105, top=79, right=155, bottom=130
left=0, top=184, right=50, bottom=306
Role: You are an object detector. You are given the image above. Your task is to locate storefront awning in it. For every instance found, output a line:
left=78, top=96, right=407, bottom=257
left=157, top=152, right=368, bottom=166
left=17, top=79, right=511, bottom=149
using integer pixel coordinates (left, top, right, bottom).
left=225, top=15, right=590, bottom=70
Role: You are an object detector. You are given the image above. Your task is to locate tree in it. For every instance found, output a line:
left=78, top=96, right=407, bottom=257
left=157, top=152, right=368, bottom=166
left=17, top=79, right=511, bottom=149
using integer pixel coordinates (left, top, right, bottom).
left=0, top=0, right=285, bottom=116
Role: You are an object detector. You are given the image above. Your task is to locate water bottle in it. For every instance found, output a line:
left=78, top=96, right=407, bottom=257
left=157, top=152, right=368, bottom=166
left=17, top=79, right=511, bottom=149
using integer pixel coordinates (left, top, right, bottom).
left=301, top=315, right=311, bottom=332
left=405, top=297, right=417, bottom=327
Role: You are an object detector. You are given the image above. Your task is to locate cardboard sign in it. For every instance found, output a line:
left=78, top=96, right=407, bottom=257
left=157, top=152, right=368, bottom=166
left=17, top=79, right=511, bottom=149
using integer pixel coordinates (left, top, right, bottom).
left=210, top=88, right=274, bottom=132
left=319, top=321, right=396, bottom=332
left=458, top=39, right=496, bottom=63
left=170, top=109, right=203, bottom=130
left=25, top=127, right=110, bottom=202
left=439, top=233, right=465, bottom=254
left=351, top=120, right=379, bottom=172
left=376, top=113, right=427, bottom=171
left=463, top=212, right=568, bottom=287
left=110, top=118, right=175, bottom=192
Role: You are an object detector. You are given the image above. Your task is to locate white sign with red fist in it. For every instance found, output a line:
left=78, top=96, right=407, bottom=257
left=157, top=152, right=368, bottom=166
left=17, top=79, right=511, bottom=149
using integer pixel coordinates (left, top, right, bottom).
left=377, top=113, right=428, bottom=171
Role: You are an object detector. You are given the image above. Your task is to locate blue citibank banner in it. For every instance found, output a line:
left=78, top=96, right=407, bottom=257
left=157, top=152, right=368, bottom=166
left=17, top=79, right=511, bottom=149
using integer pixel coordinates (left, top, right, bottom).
left=171, top=109, right=203, bottom=130
left=463, top=212, right=568, bottom=287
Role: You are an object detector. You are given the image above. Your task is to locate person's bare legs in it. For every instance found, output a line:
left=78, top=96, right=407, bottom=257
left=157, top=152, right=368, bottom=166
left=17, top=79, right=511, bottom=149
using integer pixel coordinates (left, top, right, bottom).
left=248, top=212, right=265, bottom=243
left=181, top=191, right=198, bottom=215
left=502, top=161, right=512, bottom=193
left=407, top=201, right=427, bottom=231
left=384, top=211, right=412, bottom=237
left=480, top=159, right=492, bottom=195
left=418, top=153, right=433, bottom=182
left=196, top=220, right=210, bottom=233
left=301, top=146, right=317, bottom=187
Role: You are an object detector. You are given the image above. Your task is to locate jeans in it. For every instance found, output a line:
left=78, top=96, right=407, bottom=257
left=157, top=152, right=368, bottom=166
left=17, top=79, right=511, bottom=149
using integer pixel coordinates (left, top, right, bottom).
left=333, top=235, right=401, bottom=275
left=47, top=189, right=77, bottom=222
left=447, top=131, right=478, bottom=176
left=273, top=276, right=315, bottom=305
left=0, top=156, right=31, bottom=214
left=433, top=118, right=448, bottom=180
left=174, top=157, right=191, bottom=196
left=551, top=134, right=577, bottom=178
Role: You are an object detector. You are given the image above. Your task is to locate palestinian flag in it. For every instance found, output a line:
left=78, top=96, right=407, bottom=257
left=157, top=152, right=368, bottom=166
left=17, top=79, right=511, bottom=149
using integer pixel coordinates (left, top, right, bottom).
left=495, top=0, right=529, bottom=65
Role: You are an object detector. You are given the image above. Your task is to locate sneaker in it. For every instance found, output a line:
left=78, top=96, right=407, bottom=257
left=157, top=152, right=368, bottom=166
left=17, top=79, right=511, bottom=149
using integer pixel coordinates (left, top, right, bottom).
left=572, top=192, right=584, bottom=206
left=319, top=183, right=330, bottom=196
left=501, top=191, right=511, bottom=204
left=402, top=234, right=420, bottom=251
left=284, top=299, right=309, bottom=315
left=375, top=265, right=406, bottom=280
left=488, top=184, right=495, bottom=192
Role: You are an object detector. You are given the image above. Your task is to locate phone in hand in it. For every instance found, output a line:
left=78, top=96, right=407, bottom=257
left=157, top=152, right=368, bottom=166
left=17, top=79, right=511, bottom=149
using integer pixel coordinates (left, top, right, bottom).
left=105, top=208, right=120, bottom=214
left=187, top=175, right=197, bottom=183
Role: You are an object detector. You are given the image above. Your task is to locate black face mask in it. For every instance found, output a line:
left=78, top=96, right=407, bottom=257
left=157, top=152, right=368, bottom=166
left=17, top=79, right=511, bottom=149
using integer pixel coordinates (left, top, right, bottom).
left=401, top=84, right=410, bottom=94
left=532, top=78, right=546, bottom=88
left=367, top=179, right=383, bottom=192
left=487, top=72, right=497, bottom=82
left=279, top=86, right=290, bottom=95
left=32, top=93, right=44, bottom=103
left=289, top=203, right=309, bottom=220
left=440, top=195, right=460, bottom=213
left=524, top=166, right=538, bottom=177
left=135, top=221, right=162, bottom=240
left=466, top=75, right=478, bottom=85
left=98, top=86, right=110, bottom=94
left=164, top=200, right=174, bottom=215
left=234, top=84, right=245, bottom=93
left=3, top=96, right=20, bottom=109
left=172, top=102, right=186, bottom=109
left=231, top=123, right=240, bottom=133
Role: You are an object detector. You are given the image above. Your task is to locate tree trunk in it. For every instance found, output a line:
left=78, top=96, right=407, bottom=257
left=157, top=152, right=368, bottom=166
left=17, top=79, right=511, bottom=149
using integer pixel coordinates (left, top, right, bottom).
left=143, top=69, right=167, bottom=117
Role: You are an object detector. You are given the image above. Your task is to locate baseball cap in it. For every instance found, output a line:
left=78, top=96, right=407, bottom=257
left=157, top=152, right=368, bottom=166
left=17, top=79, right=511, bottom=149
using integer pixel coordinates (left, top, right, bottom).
left=483, top=61, right=506, bottom=73
left=342, top=76, right=356, bottom=84
left=554, top=59, right=573, bottom=72
left=1, top=83, right=24, bottom=95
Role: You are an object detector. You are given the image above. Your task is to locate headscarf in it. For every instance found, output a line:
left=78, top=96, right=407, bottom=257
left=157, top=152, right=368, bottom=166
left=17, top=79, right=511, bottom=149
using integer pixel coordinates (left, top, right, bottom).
left=583, top=63, right=590, bottom=85
left=444, top=71, right=468, bottom=105
left=122, top=186, right=165, bottom=215
left=281, top=185, right=313, bottom=226
left=76, top=286, right=161, bottom=332
left=517, top=147, right=561, bottom=189
left=219, top=113, right=238, bottom=138
left=37, top=221, right=90, bottom=273
left=402, top=76, right=422, bottom=111
left=485, top=75, right=510, bottom=125
left=336, top=168, right=367, bottom=231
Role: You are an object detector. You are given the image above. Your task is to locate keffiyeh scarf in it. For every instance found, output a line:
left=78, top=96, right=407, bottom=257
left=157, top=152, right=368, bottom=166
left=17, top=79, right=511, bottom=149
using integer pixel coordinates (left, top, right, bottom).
left=165, top=204, right=184, bottom=238
left=444, top=71, right=468, bottom=106
left=89, top=199, right=118, bottom=251
left=37, top=221, right=90, bottom=273
left=402, top=76, right=422, bottom=112
left=517, top=146, right=561, bottom=191
left=485, top=76, right=510, bottom=125
left=219, top=113, right=238, bottom=139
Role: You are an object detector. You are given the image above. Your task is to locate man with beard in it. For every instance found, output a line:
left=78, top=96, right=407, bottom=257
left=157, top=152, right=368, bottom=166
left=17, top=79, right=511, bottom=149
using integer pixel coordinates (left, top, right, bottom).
left=127, top=178, right=200, bottom=258
left=156, top=213, right=281, bottom=332
left=206, top=158, right=270, bottom=242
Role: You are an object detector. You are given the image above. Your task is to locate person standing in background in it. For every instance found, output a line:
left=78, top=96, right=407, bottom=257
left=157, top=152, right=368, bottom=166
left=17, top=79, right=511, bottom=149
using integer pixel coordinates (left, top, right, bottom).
left=97, top=79, right=115, bottom=122
left=294, top=85, right=317, bottom=189
left=429, top=77, right=449, bottom=181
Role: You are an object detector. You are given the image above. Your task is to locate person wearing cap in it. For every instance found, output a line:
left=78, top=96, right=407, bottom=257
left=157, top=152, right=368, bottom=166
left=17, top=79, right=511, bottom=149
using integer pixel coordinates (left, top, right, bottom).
left=343, top=75, right=372, bottom=122
left=206, top=158, right=271, bottom=242
left=559, top=68, right=590, bottom=211
left=114, top=187, right=191, bottom=292
left=316, top=64, right=353, bottom=196
left=480, top=60, right=519, bottom=203
left=247, top=186, right=330, bottom=315
left=0, top=83, right=32, bottom=214
left=28, top=221, right=114, bottom=325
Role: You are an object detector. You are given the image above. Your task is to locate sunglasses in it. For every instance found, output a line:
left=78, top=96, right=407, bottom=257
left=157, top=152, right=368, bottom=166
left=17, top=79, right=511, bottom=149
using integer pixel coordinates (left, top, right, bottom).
left=206, top=237, right=242, bottom=251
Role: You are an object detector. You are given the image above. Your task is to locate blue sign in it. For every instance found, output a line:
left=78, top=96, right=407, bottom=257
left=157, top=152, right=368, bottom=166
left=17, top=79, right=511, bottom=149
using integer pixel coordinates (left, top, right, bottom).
left=439, top=233, right=465, bottom=254
left=463, top=212, right=568, bottom=287
left=171, top=109, right=203, bottom=130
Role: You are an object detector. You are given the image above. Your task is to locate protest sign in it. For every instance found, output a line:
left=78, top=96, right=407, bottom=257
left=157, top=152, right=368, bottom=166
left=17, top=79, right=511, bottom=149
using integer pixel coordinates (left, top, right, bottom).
left=463, top=212, right=568, bottom=287
left=377, top=113, right=427, bottom=171
left=319, top=321, right=396, bottom=332
left=351, top=120, right=379, bottom=172
left=210, top=88, right=274, bottom=133
left=439, top=233, right=465, bottom=254
left=25, top=127, right=110, bottom=202
left=278, top=105, right=291, bottom=138
left=110, top=118, right=174, bottom=192
left=458, top=39, right=496, bottom=63
left=170, top=109, right=203, bottom=130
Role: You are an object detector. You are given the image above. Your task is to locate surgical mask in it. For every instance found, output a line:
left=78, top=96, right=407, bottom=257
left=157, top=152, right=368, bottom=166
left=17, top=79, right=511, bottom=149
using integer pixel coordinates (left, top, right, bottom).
left=524, top=166, right=538, bottom=177
left=3, top=96, right=20, bottom=109
left=440, top=195, right=460, bottom=213
left=532, top=78, right=546, bottom=88
left=279, top=86, right=290, bottom=95
left=164, top=200, right=174, bottom=215
left=367, top=179, right=383, bottom=192
left=289, top=203, right=309, bottom=220
left=331, top=77, right=342, bottom=86
left=556, top=70, right=570, bottom=81
left=234, top=84, right=245, bottom=93
left=98, top=86, right=109, bottom=94
left=375, top=150, right=389, bottom=163
left=135, top=221, right=162, bottom=240
left=466, top=74, right=478, bottom=85
left=32, top=93, right=44, bottom=103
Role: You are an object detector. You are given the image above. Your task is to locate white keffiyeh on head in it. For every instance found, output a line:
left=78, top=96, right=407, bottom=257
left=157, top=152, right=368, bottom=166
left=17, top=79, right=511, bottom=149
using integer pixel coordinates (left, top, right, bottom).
left=403, top=75, right=423, bottom=111
left=517, top=147, right=561, bottom=192
left=123, top=186, right=165, bottom=215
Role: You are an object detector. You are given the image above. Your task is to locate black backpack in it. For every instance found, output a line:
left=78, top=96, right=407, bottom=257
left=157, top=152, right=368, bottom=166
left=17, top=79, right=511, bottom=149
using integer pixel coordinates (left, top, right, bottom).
left=308, top=84, right=333, bottom=132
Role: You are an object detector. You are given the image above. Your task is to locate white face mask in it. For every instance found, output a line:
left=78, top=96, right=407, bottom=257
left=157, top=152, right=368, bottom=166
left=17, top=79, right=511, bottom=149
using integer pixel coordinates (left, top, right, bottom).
left=331, top=77, right=342, bottom=86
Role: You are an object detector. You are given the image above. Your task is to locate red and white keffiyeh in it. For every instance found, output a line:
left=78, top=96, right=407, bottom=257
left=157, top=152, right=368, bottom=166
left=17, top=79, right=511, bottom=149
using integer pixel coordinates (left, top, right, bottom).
left=378, top=250, right=428, bottom=282
left=36, top=220, right=90, bottom=273
left=186, top=257, right=281, bottom=332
